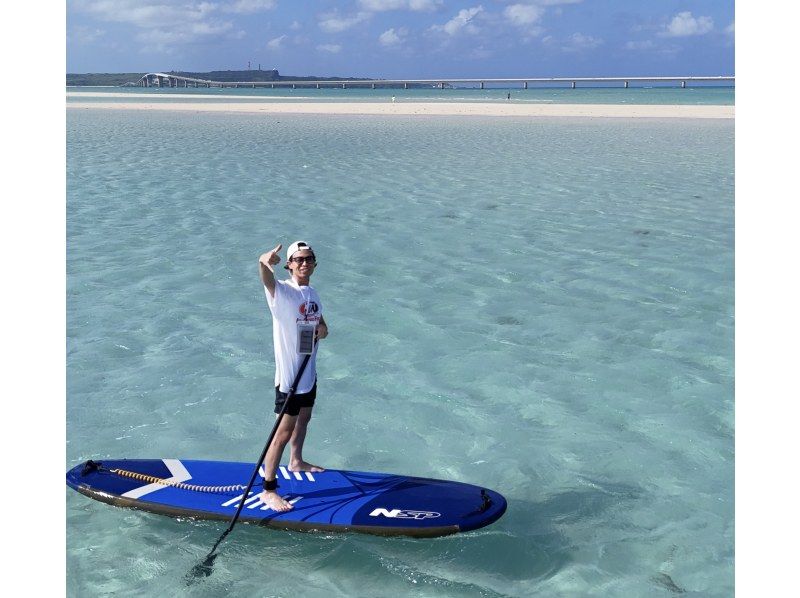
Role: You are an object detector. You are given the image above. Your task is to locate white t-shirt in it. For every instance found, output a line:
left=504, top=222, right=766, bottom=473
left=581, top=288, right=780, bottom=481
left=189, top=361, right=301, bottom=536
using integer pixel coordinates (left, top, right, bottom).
left=265, top=278, right=323, bottom=394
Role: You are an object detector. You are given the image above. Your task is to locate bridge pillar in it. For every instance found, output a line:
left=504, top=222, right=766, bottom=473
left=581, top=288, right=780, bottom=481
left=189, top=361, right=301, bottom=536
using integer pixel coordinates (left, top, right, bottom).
left=480, top=81, right=484, bottom=89
left=524, top=82, right=528, bottom=89
left=681, top=80, right=686, bottom=88
left=624, top=81, right=629, bottom=88
left=317, top=83, right=320, bottom=89
left=342, top=83, right=346, bottom=89
left=404, top=83, right=408, bottom=89
left=572, top=81, right=576, bottom=89
left=372, top=83, right=375, bottom=89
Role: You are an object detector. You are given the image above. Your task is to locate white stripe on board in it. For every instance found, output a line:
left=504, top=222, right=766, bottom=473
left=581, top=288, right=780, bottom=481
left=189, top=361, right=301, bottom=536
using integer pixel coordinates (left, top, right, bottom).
left=293, top=471, right=302, bottom=480
left=221, top=492, right=260, bottom=508
left=122, top=459, right=192, bottom=499
left=305, top=472, right=315, bottom=482
left=222, top=493, right=247, bottom=507
left=279, top=466, right=291, bottom=480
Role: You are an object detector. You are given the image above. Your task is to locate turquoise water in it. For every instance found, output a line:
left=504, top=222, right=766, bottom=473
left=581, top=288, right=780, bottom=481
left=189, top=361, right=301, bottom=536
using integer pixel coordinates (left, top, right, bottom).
left=67, top=109, right=734, bottom=596
left=67, top=85, right=735, bottom=105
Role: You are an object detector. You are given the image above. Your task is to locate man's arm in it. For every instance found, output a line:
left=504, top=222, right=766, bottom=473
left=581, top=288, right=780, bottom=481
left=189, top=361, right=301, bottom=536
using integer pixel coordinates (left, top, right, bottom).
left=259, top=243, right=282, bottom=298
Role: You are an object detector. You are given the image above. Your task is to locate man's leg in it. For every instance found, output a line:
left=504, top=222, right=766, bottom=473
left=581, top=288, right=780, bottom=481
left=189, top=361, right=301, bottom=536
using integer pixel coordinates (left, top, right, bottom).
left=260, top=414, right=298, bottom=511
left=288, top=406, right=325, bottom=472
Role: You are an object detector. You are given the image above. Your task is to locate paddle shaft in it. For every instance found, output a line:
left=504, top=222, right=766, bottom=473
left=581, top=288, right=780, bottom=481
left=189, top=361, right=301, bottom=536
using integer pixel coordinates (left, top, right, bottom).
left=195, top=350, right=314, bottom=570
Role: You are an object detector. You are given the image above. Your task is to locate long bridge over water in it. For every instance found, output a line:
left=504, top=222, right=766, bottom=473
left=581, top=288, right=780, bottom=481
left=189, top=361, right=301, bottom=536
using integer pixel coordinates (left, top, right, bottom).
left=136, top=73, right=734, bottom=90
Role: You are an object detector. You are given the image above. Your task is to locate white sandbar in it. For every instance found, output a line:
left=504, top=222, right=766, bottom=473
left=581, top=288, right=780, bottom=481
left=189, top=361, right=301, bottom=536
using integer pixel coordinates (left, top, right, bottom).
left=66, top=100, right=734, bottom=119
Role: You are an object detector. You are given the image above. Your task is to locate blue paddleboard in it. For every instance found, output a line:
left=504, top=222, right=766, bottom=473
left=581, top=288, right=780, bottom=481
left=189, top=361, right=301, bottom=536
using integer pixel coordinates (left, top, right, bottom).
left=66, top=459, right=506, bottom=537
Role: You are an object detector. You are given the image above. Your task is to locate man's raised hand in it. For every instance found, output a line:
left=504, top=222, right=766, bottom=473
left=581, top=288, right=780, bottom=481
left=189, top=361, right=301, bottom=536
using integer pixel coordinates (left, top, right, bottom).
left=261, top=243, right=283, bottom=268
left=259, top=243, right=282, bottom=294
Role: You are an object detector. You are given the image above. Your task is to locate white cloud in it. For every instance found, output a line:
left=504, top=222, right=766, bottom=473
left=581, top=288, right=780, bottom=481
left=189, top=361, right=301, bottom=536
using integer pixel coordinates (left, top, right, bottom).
left=469, top=44, right=492, bottom=59
left=409, top=0, right=442, bottom=10
left=70, top=25, right=106, bottom=45
left=504, top=4, right=544, bottom=27
left=566, top=32, right=601, bottom=50
left=136, top=22, right=243, bottom=54
left=359, top=0, right=441, bottom=11
left=662, top=11, right=713, bottom=37
left=379, top=27, right=408, bottom=46
left=267, top=34, right=287, bottom=49
left=71, top=0, right=248, bottom=50
left=190, top=21, right=237, bottom=36
left=625, top=40, right=655, bottom=51
left=223, top=0, right=277, bottom=14
left=545, top=32, right=601, bottom=52
left=290, top=20, right=302, bottom=31
left=317, top=43, right=342, bottom=53
left=72, top=0, right=217, bottom=28
left=318, top=11, right=370, bottom=33
left=726, top=21, right=734, bottom=35
left=136, top=31, right=178, bottom=55
left=432, top=6, right=483, bottom=36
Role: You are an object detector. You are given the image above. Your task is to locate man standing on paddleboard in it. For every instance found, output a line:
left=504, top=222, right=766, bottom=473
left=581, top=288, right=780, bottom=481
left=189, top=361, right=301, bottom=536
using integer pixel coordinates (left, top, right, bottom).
left=258, top=241, right=328, bottom=511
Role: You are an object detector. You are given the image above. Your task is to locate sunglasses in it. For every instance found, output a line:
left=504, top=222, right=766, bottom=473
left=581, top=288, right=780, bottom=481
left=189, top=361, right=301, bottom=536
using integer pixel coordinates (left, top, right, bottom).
left=290, top=256, right=316, bottom=264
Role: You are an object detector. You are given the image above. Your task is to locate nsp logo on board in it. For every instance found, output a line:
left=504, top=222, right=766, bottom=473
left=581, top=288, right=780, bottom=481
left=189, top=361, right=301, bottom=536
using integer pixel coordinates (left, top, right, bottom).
left=369, top=508, right=441, bottom=520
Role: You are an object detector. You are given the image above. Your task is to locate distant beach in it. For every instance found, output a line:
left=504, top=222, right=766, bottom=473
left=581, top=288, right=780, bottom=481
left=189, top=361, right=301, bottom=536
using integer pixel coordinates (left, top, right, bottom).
left=66, top=94, right=734, bottom=119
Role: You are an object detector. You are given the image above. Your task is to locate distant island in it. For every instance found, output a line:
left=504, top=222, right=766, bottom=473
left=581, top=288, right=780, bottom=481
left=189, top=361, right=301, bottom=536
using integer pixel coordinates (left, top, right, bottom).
left=66, top=69, right=405, bottom=87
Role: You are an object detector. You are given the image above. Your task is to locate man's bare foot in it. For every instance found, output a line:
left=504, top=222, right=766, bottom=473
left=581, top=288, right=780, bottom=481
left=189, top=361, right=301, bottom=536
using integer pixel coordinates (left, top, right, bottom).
left=259, top=490, right=294, bottom=512
left=289, top=460, right=325, bottom=473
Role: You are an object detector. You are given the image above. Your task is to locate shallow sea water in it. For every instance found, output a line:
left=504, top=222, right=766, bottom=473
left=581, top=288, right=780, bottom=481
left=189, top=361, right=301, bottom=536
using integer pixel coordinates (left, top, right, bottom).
left=67, top=109, right=734, bottom=596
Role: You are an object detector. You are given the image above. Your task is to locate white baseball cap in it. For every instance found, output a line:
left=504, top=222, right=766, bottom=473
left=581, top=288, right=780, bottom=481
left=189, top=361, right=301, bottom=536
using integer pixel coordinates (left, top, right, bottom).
left=285, top=240, right=315, bottom=266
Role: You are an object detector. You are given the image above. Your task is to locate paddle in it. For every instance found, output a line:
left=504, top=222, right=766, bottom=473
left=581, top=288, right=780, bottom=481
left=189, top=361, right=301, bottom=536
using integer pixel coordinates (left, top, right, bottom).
left=187, top=350, right=314, bottom=582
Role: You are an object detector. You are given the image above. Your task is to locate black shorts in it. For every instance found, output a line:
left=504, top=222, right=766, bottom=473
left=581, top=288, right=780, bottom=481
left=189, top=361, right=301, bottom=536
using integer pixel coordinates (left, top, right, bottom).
left=275, top=381, right=317, bottom=417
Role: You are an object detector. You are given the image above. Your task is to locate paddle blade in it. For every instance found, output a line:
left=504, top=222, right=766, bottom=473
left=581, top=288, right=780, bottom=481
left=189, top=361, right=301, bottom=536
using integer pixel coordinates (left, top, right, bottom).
left=186, top=552, right=217, bottom=583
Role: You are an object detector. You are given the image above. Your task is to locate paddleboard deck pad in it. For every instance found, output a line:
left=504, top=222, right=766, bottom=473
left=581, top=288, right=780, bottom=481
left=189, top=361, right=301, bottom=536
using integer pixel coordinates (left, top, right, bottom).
left=66, top=459, right=506, bottom=537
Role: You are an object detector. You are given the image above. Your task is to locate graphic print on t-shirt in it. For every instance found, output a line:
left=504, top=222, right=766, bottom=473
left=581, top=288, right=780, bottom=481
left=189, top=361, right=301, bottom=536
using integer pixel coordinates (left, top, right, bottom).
left=299, top=302, right=320, bottom=318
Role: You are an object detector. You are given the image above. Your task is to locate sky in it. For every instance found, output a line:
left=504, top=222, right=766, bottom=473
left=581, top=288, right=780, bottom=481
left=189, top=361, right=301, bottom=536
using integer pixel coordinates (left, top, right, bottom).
left=66, top=0, right=734, bottom=77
